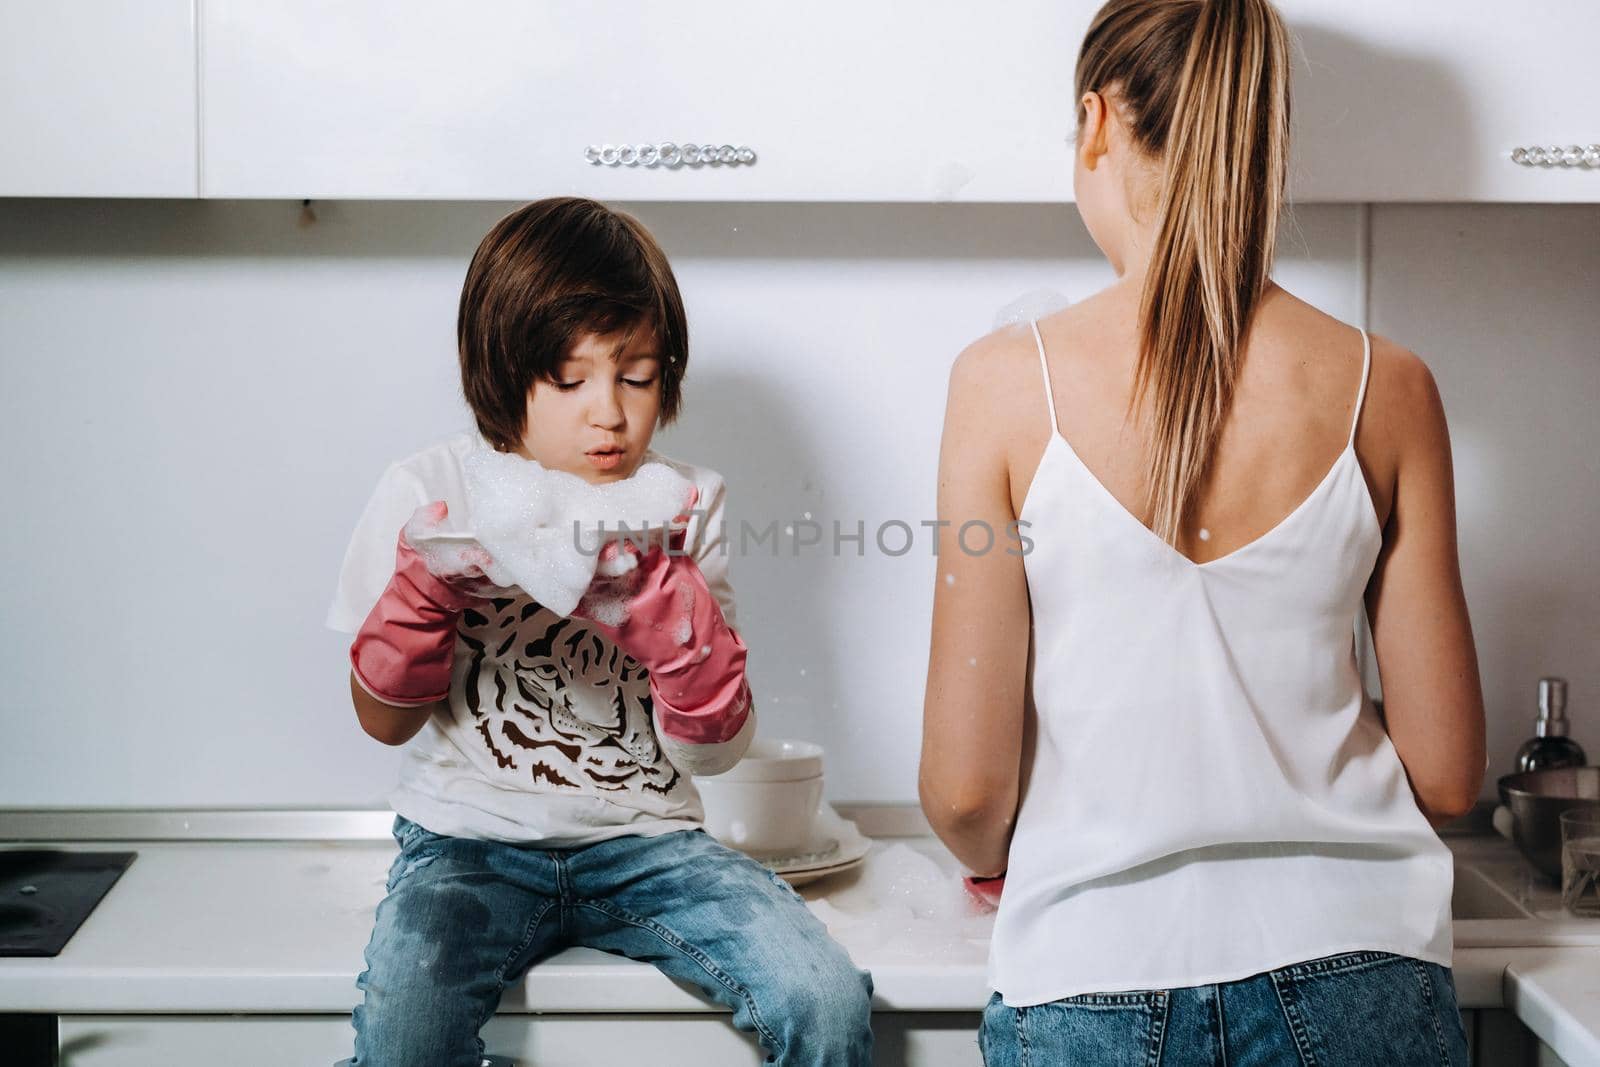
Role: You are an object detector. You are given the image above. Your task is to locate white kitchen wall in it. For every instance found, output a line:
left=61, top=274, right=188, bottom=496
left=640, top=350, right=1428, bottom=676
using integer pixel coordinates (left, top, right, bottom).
left=2, top=198, right=1586, bottom=810
left=1369, top=204, right=1600, bottom=785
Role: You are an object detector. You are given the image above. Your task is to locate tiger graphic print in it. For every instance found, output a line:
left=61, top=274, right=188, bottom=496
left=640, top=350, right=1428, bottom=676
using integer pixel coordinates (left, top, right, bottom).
left=449, top=593, right=687, bottom=807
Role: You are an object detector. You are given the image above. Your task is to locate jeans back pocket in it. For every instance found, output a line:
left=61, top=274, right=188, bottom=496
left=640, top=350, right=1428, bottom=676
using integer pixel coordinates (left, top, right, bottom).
left=982, top=989, right=1170, bottom=1067
left=1270, top=953, right=1468, bottom=1066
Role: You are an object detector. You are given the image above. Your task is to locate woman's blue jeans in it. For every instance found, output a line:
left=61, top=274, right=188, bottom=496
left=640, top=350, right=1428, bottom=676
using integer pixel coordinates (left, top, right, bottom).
left=980, top=950, right=1469, bottom=1066
left=349, top=816, right=873, bottom=1067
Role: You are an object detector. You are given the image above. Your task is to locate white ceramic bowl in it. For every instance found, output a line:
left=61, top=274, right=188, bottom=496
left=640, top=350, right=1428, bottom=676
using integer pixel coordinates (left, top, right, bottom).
left=693, top=739, right=826, bottom=857
left=716, top=738, right=824, bottom=782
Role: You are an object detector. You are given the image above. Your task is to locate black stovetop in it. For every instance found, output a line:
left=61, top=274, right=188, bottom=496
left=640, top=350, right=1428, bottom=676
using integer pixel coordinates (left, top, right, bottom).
left=0, top=849, right=136, bottom=957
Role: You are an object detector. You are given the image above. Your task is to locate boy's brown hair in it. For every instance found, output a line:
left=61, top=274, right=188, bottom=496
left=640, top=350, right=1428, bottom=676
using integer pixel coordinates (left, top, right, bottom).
left=458, top=197, right=688, bottom=451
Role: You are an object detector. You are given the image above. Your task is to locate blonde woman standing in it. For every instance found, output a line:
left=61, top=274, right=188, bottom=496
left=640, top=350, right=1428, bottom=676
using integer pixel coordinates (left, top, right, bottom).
left=920, top=0, right=1484, bottom=1062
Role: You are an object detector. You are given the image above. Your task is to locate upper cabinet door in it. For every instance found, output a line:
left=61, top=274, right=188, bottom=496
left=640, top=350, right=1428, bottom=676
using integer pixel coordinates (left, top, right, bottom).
left=199, top=0, right=1086, bottom=201
left=201, top=0, right=1599, bottom=203
left=0, top=1, right=197, bottom=197
left=1285, top=0, right=1600, bottom=201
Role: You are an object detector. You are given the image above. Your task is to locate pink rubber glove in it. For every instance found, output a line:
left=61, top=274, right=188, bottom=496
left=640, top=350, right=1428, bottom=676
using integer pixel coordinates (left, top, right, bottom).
left=963, top=874, right=1006, bottom=910
left=573, top=502, right=752, bottom=747
left=350, top=501, right=500, bottom=707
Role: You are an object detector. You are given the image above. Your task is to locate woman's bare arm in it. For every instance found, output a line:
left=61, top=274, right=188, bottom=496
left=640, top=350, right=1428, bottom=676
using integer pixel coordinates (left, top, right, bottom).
left=918, top=339, right=1034, bottom=877
left=1364, top=347, right=1487, bottom=823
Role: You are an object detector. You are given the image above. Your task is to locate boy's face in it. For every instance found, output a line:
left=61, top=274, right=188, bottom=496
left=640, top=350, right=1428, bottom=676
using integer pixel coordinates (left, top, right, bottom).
left=516, top=327, right=663, bottom=484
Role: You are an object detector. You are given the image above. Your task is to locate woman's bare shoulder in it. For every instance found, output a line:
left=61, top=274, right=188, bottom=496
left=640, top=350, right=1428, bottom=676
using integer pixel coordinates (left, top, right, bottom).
left=1363, top=329, right=1449, bottom=465
left=948, top=321, right=1045, bottom=405
left=1363, top=329, right=1436, bottom=400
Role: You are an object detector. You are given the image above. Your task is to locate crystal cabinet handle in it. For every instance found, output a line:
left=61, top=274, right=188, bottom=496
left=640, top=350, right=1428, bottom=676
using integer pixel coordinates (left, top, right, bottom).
left=1510, top=144, right=1600, bottom=168
left=584, top=143, right=757, bottom=168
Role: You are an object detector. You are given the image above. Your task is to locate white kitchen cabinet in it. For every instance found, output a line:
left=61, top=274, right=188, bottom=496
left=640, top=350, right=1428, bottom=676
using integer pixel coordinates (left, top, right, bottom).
left=1472, top=1009, right=1577, bottom=1067
left=53, top=1012, right=985, bottom=1066
left=3, top=2, right=1594, bottom=201
left=1283, top=0, right=1600, bottom=202
left=0, top=1, right=197, bottom=197
left=198, top=0, right=1083, bottom=202
left=47, top=1009, right=1569, bottom=1065
left=199, top=0, right=1599, bottom=203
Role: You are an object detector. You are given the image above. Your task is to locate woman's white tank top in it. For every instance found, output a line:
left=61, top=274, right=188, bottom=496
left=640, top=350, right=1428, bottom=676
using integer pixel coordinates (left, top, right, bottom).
left=989, top=322, right=1454, bottom=1007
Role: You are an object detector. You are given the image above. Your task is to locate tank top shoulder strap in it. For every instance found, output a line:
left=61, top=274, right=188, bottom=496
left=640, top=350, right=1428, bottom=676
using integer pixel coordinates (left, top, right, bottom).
left=1029, top=319, right=1061, bottom=437
left=1348, top=327, right=1372, bottom=448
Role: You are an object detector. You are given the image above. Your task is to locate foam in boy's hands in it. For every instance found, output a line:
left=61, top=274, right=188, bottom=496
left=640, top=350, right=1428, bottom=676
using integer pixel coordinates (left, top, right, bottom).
left=436, top=442, right=694, bottom=616
left=402, top=501, right=515, bottom=598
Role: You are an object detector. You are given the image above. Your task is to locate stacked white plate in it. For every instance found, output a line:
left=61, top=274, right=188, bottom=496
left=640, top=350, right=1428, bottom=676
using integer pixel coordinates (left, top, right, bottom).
left=761, top=803, right=873, bottom=887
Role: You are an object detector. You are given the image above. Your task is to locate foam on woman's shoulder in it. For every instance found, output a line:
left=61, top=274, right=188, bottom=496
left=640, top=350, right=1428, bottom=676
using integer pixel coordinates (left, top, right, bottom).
left=992, top=287, right=1071, bottom=330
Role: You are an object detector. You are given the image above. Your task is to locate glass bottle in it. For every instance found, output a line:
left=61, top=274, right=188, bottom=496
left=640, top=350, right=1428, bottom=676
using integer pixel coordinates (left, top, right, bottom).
left=1515, top=677, right=1587, bottom=772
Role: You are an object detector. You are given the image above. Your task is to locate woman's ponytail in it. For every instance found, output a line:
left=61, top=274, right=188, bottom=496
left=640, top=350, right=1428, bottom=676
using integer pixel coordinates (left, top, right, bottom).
left=1075, top=0, right=1291, bottom=544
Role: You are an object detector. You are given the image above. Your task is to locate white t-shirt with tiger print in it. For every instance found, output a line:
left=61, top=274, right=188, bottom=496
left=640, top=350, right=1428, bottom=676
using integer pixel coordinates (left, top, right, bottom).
left=326, top=432, right=744, bottom=846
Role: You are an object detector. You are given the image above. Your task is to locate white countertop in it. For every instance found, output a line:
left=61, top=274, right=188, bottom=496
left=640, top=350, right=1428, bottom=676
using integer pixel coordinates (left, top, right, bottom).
left=2, top=825, right=1597, bottom=1062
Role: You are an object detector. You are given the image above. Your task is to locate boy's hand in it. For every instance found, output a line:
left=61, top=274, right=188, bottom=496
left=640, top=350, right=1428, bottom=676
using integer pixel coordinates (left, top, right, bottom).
left=401, top=501, right=516, bottom=601
left=575, top=485, right=697, bottom=615
left=571, top=488, right=752, bottom=748
left=350, top=501, right=503, bottom=708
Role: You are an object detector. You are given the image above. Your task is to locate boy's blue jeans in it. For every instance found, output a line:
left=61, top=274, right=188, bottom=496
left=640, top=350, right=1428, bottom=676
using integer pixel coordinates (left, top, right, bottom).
left=350, top=816, right=874, bottom=1067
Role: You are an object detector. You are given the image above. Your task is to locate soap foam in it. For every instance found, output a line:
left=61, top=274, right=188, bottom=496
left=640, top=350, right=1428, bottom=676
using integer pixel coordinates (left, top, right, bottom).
left=452, top=444, right=693, bottom=616
left=403, top=506, right=520, bottom=599
left=671, top=584, right=696, bottom=646
left=992, top=287, right=1071, bottom=330
left=806, top=842, right=993, bottom=963
left=928, top=160, right=977, bottom=201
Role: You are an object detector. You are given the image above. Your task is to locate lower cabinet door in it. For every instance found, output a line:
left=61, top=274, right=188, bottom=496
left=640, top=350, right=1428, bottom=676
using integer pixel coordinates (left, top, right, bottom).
left=58, top=1012, right=986, bottom=1066
left=1471, top=1007, right=1548, bottom=1067
left=54, top=1011, right=1574, bottom=1066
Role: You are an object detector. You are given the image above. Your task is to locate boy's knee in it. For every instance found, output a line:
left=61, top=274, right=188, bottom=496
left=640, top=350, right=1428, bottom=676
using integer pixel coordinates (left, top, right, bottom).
left=763, top=951, right=874, bottom=1054
left=821, top=963, right=875, bottom=1027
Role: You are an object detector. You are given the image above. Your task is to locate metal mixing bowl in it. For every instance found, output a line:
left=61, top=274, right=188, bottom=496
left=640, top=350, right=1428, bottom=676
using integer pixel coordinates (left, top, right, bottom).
left=1497, top=767, right=1600, bottom=881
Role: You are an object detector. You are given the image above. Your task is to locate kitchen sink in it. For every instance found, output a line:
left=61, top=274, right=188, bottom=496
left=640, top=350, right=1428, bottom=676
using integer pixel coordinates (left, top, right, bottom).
left=1449, top=836, right=1600, bottom=946
left=1452, top=860, right=1533, bottom=919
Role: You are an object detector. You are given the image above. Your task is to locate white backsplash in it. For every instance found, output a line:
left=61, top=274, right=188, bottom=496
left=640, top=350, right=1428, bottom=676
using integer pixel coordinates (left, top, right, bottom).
left=0, top=199, right=1591, bottom=807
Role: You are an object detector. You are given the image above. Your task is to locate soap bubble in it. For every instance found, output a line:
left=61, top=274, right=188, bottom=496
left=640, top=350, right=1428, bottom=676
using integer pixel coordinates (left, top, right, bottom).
left=929, top=161, right=976, bottom=201
left=806, top=843, right=992, bottom=962
left=459, top=443, right=693, bottom=616
left=993, top=288, right=1072, bottom=330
